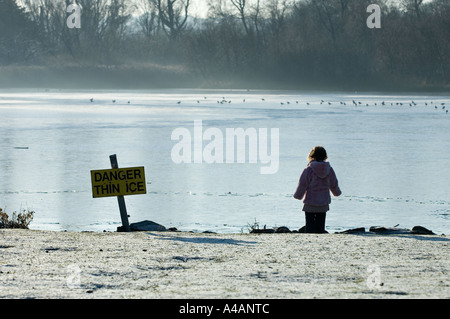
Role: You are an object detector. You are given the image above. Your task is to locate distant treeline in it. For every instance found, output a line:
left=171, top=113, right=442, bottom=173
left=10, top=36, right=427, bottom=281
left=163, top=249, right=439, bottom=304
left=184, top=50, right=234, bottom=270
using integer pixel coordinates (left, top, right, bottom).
left=1, top=0, right=449, bottom=90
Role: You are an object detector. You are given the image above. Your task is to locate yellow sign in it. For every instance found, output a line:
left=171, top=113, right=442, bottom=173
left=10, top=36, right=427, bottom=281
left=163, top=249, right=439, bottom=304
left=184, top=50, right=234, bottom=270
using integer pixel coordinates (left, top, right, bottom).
left=91, top=167, right=146, bottom=198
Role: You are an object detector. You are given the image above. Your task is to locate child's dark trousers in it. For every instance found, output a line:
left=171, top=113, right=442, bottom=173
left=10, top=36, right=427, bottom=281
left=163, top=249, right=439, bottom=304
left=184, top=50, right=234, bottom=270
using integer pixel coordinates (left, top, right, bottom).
left=305, top=212, right=327, bottom=233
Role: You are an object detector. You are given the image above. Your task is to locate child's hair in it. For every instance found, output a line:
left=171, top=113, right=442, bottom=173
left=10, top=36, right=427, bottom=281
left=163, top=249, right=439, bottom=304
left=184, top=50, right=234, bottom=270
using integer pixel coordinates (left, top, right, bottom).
left=308, top=146, right=328, bottom=162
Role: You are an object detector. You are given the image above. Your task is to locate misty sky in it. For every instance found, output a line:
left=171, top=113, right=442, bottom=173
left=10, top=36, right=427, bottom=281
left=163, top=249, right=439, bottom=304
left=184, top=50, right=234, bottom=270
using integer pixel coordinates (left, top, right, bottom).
left=16, top=0, right=437, bottom=19
left=182, top=0, right=436, bottom=18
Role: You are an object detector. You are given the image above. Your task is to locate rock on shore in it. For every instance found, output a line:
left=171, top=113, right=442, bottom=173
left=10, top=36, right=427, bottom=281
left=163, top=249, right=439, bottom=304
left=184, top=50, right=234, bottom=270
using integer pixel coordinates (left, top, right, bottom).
left=249, top=225, right=437, bottom=235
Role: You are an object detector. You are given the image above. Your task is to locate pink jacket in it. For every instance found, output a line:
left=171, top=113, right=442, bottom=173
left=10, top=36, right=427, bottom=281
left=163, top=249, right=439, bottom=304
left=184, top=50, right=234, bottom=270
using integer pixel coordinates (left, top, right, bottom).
left=293, top=161, right=341, bottom=205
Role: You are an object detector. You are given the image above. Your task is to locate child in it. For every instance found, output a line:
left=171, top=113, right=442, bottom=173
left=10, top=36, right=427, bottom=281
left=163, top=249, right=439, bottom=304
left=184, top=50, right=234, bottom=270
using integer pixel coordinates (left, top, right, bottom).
left=293, top=146, right=341, bottom=233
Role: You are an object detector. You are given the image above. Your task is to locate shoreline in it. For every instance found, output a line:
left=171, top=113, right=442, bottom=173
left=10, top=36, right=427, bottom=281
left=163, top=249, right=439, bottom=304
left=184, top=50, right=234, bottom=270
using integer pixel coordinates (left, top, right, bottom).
left=1, top=86, right=450, bottom=94
left=0, top=65, right=449, bottom=93
left=1, top=229, right=448, bottom=299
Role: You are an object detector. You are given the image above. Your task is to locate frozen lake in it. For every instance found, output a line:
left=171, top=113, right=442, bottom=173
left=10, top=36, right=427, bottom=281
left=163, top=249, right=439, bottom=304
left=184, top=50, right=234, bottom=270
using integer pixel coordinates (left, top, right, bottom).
left=1, top=89, right=449, bottom=234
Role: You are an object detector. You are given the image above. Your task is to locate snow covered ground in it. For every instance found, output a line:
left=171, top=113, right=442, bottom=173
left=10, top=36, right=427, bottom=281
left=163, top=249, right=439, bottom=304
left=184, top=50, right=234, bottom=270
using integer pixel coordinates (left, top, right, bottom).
left=0, top=229, right=448, bottom=299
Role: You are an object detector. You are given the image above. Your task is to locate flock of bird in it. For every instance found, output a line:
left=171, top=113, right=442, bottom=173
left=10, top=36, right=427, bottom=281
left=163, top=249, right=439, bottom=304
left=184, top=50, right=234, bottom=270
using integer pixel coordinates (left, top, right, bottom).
left=90, top=98, right=131, bottom=104
left=88, top=96, right=448, bottom=113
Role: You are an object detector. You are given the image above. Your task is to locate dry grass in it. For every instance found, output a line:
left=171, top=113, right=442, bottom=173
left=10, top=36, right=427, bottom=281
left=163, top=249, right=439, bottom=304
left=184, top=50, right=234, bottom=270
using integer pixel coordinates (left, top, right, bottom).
left=0, top=208, right=34, bottom=229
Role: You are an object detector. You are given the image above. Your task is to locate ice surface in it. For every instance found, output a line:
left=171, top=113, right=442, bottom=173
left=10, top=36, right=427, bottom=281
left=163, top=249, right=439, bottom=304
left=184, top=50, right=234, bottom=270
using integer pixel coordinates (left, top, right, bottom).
left=0, top=89, right=449, bottom=233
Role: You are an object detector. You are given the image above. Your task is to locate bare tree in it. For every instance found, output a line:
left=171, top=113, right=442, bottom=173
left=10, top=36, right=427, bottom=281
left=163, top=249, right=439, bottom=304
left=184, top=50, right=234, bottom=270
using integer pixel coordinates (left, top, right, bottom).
left=23, top=0, right=132, bottom=61
left=154, top=0, right=190, bottom=39
left=249, top=0, right=262, bottom=40
left=230, top=0, right=251, bottom=35
left=10, top=0, right=450, bottom=89
left=401, top=0, right=423, bottom=18
left=308, top=0, right=352, bottom=47
left=23, top=0, right=66, bottom=51
left=266, top=0, right=289, bottom=39
left=136, top=0, right=160, bottom=39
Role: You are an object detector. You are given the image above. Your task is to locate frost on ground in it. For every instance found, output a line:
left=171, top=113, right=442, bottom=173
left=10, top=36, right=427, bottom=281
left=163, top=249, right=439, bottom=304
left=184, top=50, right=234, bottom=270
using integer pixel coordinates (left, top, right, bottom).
left=0, top=229, right=448, bottom=299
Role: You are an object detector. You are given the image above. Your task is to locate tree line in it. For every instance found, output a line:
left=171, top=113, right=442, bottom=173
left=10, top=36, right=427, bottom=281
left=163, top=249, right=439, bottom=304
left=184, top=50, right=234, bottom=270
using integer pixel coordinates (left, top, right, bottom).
left=1, top=0, right=449, bottom=90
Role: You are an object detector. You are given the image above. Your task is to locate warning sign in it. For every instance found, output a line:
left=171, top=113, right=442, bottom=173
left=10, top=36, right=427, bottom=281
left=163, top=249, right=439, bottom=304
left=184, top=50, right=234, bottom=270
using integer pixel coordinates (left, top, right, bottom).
left=90, top=167, right=146, bottom=198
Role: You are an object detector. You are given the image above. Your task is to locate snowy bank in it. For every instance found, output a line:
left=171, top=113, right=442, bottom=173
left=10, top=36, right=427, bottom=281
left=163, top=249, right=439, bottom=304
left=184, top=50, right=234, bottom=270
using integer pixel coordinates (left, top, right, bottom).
left=0, top=229, right=448, bottom=299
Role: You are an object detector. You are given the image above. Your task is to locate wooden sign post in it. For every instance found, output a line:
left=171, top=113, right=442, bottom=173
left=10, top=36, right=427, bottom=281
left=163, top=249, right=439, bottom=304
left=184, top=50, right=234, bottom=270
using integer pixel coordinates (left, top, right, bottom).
left=90, top=154, right=147, bottom=232
left=110, top=154, right=130, bottom=232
